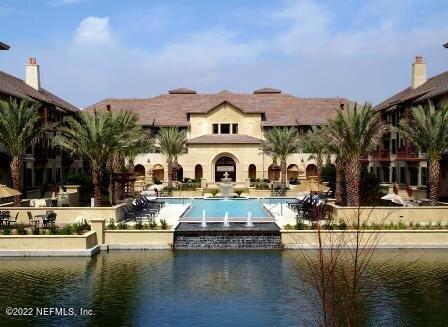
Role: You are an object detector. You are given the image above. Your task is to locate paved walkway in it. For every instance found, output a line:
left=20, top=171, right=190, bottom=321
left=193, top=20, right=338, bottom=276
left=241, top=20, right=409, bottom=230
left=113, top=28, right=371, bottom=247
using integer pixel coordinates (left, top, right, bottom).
left=264, top=203, right=297, bottom=227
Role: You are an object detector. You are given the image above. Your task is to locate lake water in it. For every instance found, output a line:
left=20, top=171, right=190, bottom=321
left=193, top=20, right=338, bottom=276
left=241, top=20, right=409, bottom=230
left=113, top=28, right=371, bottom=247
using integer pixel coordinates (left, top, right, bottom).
left=1, top=250, right=448, bottom=326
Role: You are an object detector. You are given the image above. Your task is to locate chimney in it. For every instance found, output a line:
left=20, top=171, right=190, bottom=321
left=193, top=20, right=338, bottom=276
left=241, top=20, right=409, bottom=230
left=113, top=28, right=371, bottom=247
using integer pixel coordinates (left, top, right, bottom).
left=411, top=56, right=426, bottom=89
left=25, top=57, right=41, bottom=90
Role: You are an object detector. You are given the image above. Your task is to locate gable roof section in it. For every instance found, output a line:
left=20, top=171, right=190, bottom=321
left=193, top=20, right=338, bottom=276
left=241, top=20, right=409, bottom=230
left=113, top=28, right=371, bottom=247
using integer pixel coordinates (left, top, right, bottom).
left=0, top=70, right=78, bottom=112
left=375, top=70, right=448, bottom=111
left=85, top=91, right=351, bottom=127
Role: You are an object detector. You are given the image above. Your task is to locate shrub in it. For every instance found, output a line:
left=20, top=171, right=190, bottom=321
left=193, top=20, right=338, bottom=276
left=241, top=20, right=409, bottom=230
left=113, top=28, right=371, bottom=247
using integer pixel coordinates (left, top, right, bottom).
left=397, top=221, right=406, bottom=230
left=160, top=219, right=168, bottom=230
left=16, top=224, right=28, bottom=235
left=149, top=219, right=157, bottom=230
left=135, top=219, right=144, bottom=230
left=32, top=226, right=40, bottom=235
left=48, top=225, right=59, bottom=235
left=117, top=221, right=128, bottom=230
left=73, top=217, right=90, bottom=234
left=295, top=219, right=305, bottom=230
left=3, top=228, right=11, bottom=235
left=65, top=171, right=93, bottom=203
left=284, top=224, right=294, bottom=230
left=60, top=225, right=73, bottom=235
left=143, top=223, right=150, bottom=230
left=107, top=218, right=116, bottom=230
left=338, top=220, right=347, bottom=230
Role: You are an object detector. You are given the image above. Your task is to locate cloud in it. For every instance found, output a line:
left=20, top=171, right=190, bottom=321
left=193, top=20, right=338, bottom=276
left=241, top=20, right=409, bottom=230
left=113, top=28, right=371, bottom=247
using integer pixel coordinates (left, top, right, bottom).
left=73, top=16, right=114, bottom=45
left=147, top=27, right=263, bottom=72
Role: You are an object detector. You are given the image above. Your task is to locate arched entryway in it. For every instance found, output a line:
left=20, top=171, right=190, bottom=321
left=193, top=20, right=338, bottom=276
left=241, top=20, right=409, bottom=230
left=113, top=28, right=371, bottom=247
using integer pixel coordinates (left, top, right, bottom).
left=268, top=164, right=280, bottom=181
left=248, top=164, right=256, bottom=179
left=152, top=164, right=164, bottom=183
left=173, top=165, right=183, bottom=182
left=214, top=155, right=236, bottom=182
left=134, top=164, right=145, bottom=179
left=195, top=164, right=203, bottom=180
left=306, top=164, right=317, bottom=179
left=287, top=164, right=299, bottom=180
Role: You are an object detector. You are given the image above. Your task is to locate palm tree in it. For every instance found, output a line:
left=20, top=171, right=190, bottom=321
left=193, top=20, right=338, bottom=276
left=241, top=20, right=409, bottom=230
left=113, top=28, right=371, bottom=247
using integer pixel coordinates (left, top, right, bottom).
left=108, top=111, right=152, bottom=202
left=156, top=127, right=187, bottom=192
left=0, top=98, right=44, bottom=206
left=397, top=103, right=448, bottom=205
left=326, top=103, right=387, bottom=206
left=260, top=127, right=301, bottom=191
left=302, top=126, right=328, bottom=185
left=55, top=111, right=121, bottom=206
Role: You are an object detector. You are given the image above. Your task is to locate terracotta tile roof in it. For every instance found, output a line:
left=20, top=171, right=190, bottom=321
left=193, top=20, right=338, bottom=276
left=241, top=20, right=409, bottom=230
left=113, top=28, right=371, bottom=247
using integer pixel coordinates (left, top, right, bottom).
left=374, top=70, right=448, bottom=111
left=188, top=134, right=262, bottom=144
left=85, top=91, right=351, bottom=127
left=0, top=70, right=78, bottom=112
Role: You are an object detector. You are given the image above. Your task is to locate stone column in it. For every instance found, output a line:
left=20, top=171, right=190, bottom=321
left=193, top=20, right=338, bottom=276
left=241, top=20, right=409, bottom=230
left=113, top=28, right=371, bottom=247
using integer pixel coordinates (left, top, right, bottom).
left=90, top=218, right=105, bottom=244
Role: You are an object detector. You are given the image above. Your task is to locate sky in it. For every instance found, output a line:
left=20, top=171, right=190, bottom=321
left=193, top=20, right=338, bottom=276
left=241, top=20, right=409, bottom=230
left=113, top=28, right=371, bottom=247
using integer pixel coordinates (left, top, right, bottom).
left=0, top=0, right=447, bottom=108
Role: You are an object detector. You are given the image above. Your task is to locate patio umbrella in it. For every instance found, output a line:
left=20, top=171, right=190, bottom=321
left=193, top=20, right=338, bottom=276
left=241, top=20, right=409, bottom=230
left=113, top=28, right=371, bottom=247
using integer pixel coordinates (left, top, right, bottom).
left=381, top=193, right=405, bottom=205
left=0, top=184, right=21, bottom=199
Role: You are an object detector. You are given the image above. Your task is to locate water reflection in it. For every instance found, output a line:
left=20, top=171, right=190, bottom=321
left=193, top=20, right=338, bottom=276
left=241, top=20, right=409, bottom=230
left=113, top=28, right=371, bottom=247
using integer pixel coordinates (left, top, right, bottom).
left=0, top=250, right=447, bottom=326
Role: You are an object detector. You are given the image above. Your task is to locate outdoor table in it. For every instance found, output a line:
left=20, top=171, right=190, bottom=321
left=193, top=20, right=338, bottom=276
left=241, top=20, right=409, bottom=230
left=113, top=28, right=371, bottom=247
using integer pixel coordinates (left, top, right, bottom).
left=35, top=214, right=47, bottom=226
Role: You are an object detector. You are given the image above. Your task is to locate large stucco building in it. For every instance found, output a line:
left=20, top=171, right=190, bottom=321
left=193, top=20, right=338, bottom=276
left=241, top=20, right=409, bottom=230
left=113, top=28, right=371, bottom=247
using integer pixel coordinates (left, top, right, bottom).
left=367, top=56, right=448, bottom=198
left=0, top=58, right=83, bottom=194
left=86, top=88, right=351, bottom=187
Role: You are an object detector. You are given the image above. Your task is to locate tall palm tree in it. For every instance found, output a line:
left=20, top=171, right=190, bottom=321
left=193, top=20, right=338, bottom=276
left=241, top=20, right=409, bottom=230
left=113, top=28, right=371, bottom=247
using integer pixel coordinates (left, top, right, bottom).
left=302, top=126, right=328, bottom=185
left=55, top=111, right=121, bottom=206
left=326, top=103, right=387, bottom=206
left=156, top=127, right=187, bottom=192
left=397, top=103, right=448, bottom=206
left=108, top=111, right=152, bottom=202
left=260, top=127, right=301, bottom=191
left=0, top=98, right=44, bottom=206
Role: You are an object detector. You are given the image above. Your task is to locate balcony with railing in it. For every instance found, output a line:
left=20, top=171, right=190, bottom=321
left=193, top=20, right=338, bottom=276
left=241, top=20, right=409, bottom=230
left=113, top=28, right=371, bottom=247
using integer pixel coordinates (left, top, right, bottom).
left=372, top=149, right=390, bottom=160
left=396, top=145, right=419, bottom=160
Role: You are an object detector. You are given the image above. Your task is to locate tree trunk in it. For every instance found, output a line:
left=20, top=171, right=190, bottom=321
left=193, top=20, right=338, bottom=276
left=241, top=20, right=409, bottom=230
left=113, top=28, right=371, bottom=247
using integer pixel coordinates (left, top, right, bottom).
left=345, top=158, right=360, bottom=207
left=428, top=158, right=440, bottom=206
left=10, top=156, right=22, bottom=207
left=316, top=156, right=323, bottom=186
left=335, top=158, right=344, bottom=205
left=167, top=159, right=173, bottom=193
left=128, top=160, right=135, bottom=196
left=112, top=157, right=122, bottom=202
left=92, top=170, right=102, bottom=207
left=281, top=160, right=287, bottom=194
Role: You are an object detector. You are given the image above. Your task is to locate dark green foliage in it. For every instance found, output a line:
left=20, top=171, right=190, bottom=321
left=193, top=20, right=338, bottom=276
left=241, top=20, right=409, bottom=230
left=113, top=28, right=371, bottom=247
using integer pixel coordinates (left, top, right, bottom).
left=60, top=225, right=73, bottom=235
left=2, top=228, right=11, bottom=235
left=32, top=226, right=40, bottom=235
left=117, top=221, right=128, bottom=230
left=149, top=219, right=157, bottom=230
left=16, top=224, right=28, bottom=235
left=65, top=171, right=93, bottom=203
left=360, top=170, right=383, bottom=205
left=160, top=219, right=168, bottom=230
left=107, top=218, right=116, bottom=230
left=48, top=225, right=59, bottom=235
left=135, top=219, right=144, bottom=230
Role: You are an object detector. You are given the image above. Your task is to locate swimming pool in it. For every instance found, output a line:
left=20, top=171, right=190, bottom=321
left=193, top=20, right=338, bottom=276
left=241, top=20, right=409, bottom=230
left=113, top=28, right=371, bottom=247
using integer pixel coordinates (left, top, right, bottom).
left=184, top=199, right=269, bottom=218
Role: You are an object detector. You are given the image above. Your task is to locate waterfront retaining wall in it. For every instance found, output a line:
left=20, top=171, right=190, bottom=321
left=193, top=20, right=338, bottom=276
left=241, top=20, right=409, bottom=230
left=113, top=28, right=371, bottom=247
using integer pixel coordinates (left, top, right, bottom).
left=327, top=204, right=448, bottom=225
left=282, top=230, right=448, bottom=249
